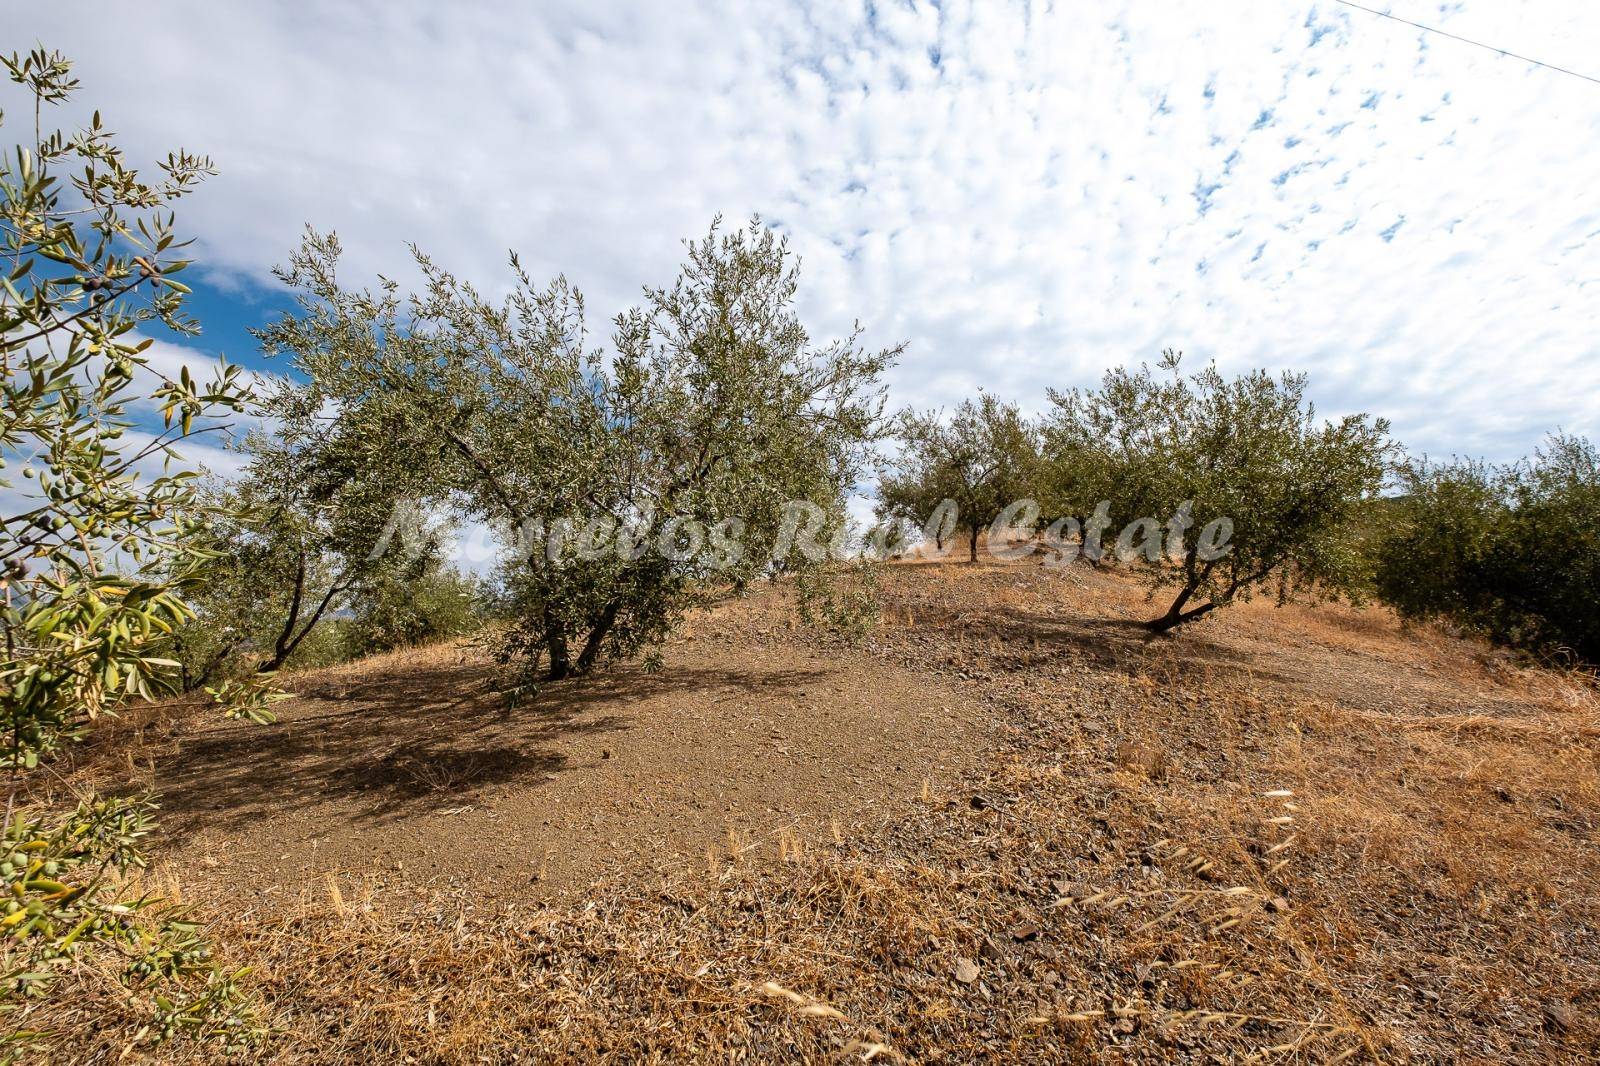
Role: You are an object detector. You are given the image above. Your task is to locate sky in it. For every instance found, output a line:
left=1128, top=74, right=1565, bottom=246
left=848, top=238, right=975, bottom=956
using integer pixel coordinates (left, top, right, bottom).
left=9, top=0, right=1600, bottom=476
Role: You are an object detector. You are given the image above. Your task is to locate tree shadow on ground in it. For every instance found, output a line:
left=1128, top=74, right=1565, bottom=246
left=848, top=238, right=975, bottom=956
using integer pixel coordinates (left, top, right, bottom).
left=131, top=655, right=834, bottom=841
left=969, top=597, right=1497, bottom=715
left=980, top=608, right=1260, bottom=682
left=877, top=558, right=1311, bottom=689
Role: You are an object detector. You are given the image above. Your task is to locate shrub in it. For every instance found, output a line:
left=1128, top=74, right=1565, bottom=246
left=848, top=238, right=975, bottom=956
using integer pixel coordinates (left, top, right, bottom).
left=1375, top=435, right=1600, bottom=664
left=342, top=559, right=486, bottom=658
left=1371, top=458, right=1506, bottom=624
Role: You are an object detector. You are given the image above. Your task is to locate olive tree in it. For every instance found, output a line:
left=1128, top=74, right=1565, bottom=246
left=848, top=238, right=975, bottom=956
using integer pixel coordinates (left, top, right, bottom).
left=879, top=394, right=1040, bottom=562
left=0, top=48, right=259, bottom=1051
left=259, top=218, right=897, bottom=690
left=1370, top=457, right=1504, bottom=631
left=1488, top=435, right=1600, bottom=663
left=172, top=468, right=445, bottom=685
left=172, top=395, right=451, bottom=684
left=876, top=464, right=956, bottom=554
left=1044, top=351, right=1391, bottom=632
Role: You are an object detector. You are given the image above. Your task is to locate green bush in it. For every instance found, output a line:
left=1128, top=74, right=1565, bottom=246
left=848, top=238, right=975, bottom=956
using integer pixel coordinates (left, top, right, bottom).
left=1375, top=435, right=1600, bottom=664
left=342, top=561, right=486, bottom=658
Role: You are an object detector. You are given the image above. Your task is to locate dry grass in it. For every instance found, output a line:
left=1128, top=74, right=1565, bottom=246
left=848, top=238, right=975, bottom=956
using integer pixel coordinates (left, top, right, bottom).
left=24, top=560, right=1600, bottom=1062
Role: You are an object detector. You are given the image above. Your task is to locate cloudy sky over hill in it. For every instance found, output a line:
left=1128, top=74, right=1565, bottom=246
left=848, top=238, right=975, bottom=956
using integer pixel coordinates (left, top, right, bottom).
left=14, top=0, right=1600, bottom=464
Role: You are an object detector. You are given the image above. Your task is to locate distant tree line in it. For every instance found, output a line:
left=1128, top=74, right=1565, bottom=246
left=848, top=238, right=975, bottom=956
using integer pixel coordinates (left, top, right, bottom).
left=877, top=349, right=1393, bottom=634
left=876, top=352, right=1598, bottom=661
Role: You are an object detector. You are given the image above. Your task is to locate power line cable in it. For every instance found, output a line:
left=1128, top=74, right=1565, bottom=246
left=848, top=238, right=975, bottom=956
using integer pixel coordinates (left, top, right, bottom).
left=1333, top=0, right=1600, bottom=87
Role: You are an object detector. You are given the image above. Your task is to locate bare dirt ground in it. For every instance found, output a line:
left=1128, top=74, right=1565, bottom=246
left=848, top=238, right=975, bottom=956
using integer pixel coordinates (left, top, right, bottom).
left=42, top=558, right=1600, bottom=1063
left=87, top=631, right=985, bottom=903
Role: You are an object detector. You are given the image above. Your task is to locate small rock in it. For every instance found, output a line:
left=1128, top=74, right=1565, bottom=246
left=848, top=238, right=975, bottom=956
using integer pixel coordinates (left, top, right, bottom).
left=953, top=957, right=981, bottom=985
left=1010, top=923, right=1040, bottom=942
left=978, top=938, right=1003, bottom=961
left=1544, top=1001, right=1574, bottom=1033
left=1265, top=896, right=1291, bottom=914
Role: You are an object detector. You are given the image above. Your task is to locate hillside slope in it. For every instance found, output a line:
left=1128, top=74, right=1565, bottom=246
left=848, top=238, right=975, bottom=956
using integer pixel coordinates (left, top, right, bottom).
left=48, top=560, right=1600, bottom=1062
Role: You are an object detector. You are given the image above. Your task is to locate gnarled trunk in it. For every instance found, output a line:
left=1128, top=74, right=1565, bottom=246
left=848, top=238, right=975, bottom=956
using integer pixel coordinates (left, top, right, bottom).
left=258, top=555, right=348, bottom=672
left=544, top=608, right=572, bottom=680
left=1146, top=583, right=1219, bottom=633
left=575, top=600, right=621, bottom=674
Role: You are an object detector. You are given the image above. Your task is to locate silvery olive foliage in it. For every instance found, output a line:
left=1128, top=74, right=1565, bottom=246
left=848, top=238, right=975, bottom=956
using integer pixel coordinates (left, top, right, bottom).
left=1043, top=351, right=1392, bottom=631
left=340, top=554, right=484, bottom=660
left=171, top=435, right=460, bottom=687
left=0, top=795, right=262, bottom=1058
left=794, top=555, right=883, bottom=644
left=0, top=49, right=259, bottom=1053
left=878, top=394, right=1042, bottom=561
left=259, top=217, right=899, bottom=694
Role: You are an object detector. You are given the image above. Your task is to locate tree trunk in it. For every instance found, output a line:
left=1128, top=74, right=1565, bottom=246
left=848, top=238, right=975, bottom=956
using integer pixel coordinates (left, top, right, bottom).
left=260, top=553, right=308, bottom=672
left=191, top=634, right=244, bottom=691
left=544, top=608, right=572, bottom=680
left=574, top=600, right=622, bottom=674
left=1146, top=583, right=1220, bottom=633
left=969, top=526, right=979, bottom=563
left=258, top=578, right=347, bottom=673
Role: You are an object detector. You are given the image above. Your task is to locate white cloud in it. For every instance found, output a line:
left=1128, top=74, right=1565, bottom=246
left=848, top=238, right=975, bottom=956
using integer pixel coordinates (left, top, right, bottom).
left=9, top=0, right=1599, bottom=463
